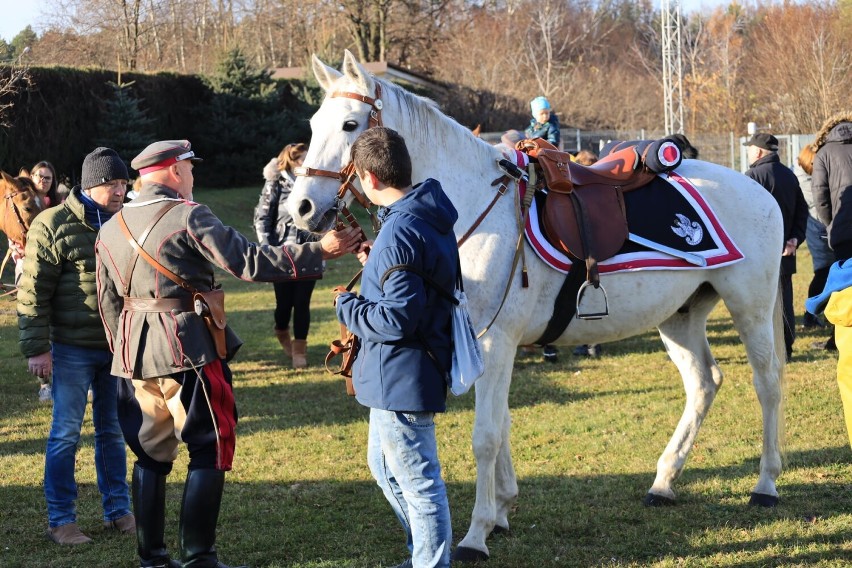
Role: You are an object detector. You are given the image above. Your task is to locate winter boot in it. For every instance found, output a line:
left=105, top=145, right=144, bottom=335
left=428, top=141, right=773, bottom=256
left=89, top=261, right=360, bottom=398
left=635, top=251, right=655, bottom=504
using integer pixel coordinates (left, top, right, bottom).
left=178, top=469, right=246, bottom=568
left=291, top=339, right=308, bottom=369
left=274, top=328, right=292, bottom=358
left=132, top=464, right=181, bottom=568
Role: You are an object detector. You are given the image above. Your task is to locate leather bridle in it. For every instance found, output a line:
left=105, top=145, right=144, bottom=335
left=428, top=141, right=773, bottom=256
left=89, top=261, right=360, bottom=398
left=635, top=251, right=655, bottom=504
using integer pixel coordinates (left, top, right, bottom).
left=293, top=83, right=384, bottom=240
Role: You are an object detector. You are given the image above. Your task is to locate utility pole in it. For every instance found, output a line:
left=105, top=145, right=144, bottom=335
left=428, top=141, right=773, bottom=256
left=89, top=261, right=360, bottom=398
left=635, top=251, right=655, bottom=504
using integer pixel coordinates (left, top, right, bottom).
left=661, top=0, right=684, bottom=135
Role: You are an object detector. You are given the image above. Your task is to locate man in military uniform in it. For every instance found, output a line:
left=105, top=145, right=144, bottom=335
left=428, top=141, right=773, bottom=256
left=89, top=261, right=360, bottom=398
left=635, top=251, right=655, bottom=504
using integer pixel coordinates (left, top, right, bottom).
left=96, top=140, right=360, bottom=568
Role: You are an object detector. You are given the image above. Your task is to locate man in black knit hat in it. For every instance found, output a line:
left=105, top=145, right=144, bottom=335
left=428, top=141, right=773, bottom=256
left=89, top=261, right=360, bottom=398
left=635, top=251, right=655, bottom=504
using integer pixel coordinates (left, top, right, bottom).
left=18, top=147, right=135, bottom=545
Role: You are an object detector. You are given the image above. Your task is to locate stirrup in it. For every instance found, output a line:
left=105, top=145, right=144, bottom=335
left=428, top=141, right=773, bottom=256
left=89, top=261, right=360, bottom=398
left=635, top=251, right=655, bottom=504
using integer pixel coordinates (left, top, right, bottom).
left=576, top=280, right=608, bottom=320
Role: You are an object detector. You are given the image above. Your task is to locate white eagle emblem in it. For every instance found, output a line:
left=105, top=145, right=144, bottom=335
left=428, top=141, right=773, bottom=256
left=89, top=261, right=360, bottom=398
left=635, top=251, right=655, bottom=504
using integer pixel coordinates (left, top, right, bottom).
left=671, top=213, right=703, bottom=246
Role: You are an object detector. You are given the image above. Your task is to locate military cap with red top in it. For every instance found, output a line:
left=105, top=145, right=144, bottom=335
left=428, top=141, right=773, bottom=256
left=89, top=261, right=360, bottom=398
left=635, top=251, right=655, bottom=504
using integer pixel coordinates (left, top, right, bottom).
left=131, top=140, right=203, bottom=175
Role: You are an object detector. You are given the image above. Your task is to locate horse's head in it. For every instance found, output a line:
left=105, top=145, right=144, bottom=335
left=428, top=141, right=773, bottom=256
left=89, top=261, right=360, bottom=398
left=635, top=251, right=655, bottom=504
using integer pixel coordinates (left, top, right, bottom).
left=1, top=170, right=43, bottom=248
left=290, top=50, right=397, bottom=233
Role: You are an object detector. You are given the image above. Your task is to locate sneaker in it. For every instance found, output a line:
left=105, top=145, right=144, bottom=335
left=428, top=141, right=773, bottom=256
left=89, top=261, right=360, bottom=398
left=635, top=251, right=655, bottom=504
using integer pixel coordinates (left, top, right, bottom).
left=542, top=345, right=559, bottom=363
left=46, top=522, right=93, bottom=545
left=811, top=339, right=838, bottom=352
left=38, top=384, right=52, bottom=403
left=573, top=344, right=602, bottom=357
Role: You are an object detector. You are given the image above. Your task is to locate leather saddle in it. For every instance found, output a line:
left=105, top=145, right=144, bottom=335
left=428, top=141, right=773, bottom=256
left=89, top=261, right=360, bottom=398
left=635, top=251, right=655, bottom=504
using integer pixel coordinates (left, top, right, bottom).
left=517, top=137, right=682, bottom=317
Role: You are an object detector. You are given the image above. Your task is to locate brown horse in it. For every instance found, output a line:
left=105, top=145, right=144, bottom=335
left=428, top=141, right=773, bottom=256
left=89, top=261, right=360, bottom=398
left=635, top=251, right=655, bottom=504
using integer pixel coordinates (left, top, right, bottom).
left=1, top=171, right=42, bottom=287
left=1, top=171, right=41, bottom=247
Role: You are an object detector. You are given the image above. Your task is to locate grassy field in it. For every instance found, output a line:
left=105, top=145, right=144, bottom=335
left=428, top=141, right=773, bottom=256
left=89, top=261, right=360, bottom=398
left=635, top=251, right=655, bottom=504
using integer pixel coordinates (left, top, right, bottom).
left=0, top=185, right=850, bottom=568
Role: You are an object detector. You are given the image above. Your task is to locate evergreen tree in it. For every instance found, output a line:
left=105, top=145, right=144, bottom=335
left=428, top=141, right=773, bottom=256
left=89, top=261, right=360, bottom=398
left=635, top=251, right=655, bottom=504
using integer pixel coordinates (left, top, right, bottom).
left=193, top=49, right=309, bottom=187
left=95, top=81, right=155, bottom=167
left=10, top=26, right=37, bottom=60
left=206, top=48, right=273, bottom=99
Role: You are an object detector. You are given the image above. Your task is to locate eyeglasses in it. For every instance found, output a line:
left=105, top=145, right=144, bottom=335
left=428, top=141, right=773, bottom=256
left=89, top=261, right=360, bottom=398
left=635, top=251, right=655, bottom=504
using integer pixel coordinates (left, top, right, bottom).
left=33, top=174, right=53, bottom=181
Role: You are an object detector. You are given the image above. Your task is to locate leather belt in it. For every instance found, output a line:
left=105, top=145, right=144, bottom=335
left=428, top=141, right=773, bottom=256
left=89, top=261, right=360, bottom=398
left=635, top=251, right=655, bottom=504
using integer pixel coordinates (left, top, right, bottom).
left=123, top=297, right=194, bottom=313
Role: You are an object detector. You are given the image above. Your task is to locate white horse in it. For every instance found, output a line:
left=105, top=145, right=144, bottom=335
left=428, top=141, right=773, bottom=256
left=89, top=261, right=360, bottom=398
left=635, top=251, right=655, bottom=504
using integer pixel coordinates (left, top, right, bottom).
left=290, top=51, right=786, bottom=562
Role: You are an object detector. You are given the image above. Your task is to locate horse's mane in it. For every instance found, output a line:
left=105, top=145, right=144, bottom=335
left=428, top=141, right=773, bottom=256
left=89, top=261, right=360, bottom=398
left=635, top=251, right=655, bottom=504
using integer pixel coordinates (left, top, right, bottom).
left=375, top=77, right=500, bottom=167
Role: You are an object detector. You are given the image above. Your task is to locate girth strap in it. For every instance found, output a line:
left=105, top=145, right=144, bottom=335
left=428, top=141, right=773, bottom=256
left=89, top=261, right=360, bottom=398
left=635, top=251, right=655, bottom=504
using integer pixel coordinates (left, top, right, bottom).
left=533, top=258, right=587, bottom=346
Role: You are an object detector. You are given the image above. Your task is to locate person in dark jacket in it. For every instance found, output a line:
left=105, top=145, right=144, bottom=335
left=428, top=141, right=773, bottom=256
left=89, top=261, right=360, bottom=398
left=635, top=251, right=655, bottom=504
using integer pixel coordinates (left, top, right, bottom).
left=525, top=96, right=560, bottom=148
left=812, top=111, right=852, bottom=261
left=335, top=127, right=457, bottom=568
left=18, top=147, right=135, bottom=545
left=744, top=133, right=808, bottom=360
left=254, top=142, right=320, bottom=368
left=795, top=143, right=834, bottom=333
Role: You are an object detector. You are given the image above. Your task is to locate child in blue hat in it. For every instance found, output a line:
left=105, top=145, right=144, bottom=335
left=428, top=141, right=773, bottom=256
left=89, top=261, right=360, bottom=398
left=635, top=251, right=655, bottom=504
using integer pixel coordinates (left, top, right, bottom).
left=525, top=96, right=561, bottom=148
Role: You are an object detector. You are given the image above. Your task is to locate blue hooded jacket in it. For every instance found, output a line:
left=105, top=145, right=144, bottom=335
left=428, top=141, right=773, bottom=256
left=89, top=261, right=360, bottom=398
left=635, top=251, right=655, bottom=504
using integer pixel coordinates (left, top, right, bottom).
left=336, top=178, right=459, bottom=412
left=806, top=258, right=852, bottom=315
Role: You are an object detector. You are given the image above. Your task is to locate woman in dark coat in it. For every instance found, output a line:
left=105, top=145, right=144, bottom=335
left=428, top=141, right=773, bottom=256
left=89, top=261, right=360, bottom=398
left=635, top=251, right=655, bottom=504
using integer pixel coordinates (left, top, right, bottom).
left=253, top=143, right=320, bottom=368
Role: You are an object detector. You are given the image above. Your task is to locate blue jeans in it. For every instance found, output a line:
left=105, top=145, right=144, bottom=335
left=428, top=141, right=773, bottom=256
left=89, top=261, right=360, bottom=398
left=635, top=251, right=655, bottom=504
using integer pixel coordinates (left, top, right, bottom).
left=368, top=408, right=451, bottom=568
left=45, top=342, right=131, bottom=528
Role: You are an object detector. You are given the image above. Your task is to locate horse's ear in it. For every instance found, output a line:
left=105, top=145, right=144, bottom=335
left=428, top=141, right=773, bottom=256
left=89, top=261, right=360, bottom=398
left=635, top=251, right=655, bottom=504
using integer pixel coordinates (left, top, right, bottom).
left=342, top=50, right=374, bottom=94
left=19, top=168, right=30, bottom=178
left=311, top=54, right=342, bottom=93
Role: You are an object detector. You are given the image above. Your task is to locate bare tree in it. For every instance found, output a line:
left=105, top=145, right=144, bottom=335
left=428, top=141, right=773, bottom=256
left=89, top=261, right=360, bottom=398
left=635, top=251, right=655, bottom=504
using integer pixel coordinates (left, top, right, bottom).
left=744, top=3, right=851, bottom=132
left=0, top=47, right=33, bottom=128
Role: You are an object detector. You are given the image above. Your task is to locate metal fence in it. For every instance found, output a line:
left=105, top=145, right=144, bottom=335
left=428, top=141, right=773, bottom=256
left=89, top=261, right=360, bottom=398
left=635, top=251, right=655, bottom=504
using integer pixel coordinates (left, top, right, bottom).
left=481, top=129, right=816, bottom=172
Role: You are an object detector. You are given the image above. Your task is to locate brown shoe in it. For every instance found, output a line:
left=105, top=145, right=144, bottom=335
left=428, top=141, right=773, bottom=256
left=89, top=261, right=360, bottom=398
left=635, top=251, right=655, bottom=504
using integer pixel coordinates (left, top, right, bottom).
left=291, top=339, right=308, bottom=369
left=46, top=522, right=93, bottom=545
left=104, top=512, right=136, bottom=534
left=275, top=328, right=293, bottom=358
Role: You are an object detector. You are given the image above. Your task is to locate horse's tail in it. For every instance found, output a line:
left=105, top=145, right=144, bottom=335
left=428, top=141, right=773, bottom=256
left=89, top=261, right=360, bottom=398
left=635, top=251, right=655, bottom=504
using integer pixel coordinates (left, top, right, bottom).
left=773, top=280, right=787, bottom=462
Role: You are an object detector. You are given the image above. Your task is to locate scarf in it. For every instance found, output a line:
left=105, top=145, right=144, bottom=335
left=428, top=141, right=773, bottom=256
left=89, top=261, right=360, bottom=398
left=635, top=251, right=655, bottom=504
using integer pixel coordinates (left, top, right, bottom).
left=78, top=189, right=116, bottom=229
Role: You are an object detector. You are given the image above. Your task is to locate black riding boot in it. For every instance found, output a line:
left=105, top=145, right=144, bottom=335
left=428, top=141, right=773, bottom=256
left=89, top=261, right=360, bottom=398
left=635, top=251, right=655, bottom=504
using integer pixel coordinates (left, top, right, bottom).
left=179, top=469, right=246, bottom=568
left=133, top=464, right=181, bottom=568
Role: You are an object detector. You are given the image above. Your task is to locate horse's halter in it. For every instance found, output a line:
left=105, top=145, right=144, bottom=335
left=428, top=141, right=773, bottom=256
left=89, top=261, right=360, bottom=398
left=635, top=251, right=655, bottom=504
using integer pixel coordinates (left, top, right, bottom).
left=293, top=83, right=384, bottom=237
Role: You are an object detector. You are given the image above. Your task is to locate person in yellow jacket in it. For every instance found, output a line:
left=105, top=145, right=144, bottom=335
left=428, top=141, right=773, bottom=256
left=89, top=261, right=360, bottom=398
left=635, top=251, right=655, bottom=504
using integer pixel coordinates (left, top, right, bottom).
left=806, top=259, right=852, bottom=448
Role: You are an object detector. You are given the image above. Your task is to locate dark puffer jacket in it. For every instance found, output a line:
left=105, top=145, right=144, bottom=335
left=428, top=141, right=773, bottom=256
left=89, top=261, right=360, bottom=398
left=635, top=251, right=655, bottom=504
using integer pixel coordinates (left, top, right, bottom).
left=253, top=158, right=317, bottom=246
left=18, top=187, right=109, bottom=356
left=812, top=113, right=852, bottom=251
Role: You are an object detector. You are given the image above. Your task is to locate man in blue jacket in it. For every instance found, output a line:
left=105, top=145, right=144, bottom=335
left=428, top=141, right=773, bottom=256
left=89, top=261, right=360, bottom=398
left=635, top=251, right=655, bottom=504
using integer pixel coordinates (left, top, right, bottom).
left=335, top=127, right=458, bottom=568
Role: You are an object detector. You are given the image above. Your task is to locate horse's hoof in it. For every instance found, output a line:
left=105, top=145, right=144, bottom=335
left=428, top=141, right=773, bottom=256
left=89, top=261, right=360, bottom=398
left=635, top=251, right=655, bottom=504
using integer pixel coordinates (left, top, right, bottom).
left=749, top=492, right=779, bottom=507
left=453, top=546, right=489, bottom=563
left=489, top=524, right=509, bottom=536
left=643, top=492, right=676, bottom=507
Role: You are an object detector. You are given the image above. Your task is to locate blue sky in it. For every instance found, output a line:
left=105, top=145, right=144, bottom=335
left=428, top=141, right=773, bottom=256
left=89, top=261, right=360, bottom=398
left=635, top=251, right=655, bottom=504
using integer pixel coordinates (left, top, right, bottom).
left=0, top=0, right=735, bottom=46
left=0, top=0, right=42, bottom=43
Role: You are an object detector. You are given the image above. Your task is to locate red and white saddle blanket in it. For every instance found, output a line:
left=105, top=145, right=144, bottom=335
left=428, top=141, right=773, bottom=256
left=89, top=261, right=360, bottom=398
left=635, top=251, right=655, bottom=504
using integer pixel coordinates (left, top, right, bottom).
left=511, top=151, right=744, bottom=275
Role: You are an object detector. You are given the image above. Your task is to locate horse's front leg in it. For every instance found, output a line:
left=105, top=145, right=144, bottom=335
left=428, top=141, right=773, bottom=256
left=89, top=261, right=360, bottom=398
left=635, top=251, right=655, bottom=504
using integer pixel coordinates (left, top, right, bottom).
left=493, top=408, right=518, bottom=532
left=454, top=334, right=516, bottom=562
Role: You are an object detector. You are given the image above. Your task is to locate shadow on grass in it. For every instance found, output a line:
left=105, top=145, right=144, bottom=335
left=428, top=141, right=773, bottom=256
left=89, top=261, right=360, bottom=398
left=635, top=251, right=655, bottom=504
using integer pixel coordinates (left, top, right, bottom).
left=1, top=447, right=850, bottom=568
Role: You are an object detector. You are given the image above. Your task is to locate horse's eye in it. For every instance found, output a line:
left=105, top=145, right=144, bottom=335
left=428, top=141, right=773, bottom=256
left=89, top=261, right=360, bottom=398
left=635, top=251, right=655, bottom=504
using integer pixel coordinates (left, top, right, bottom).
left=343, top=120, right=358, bottom=132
